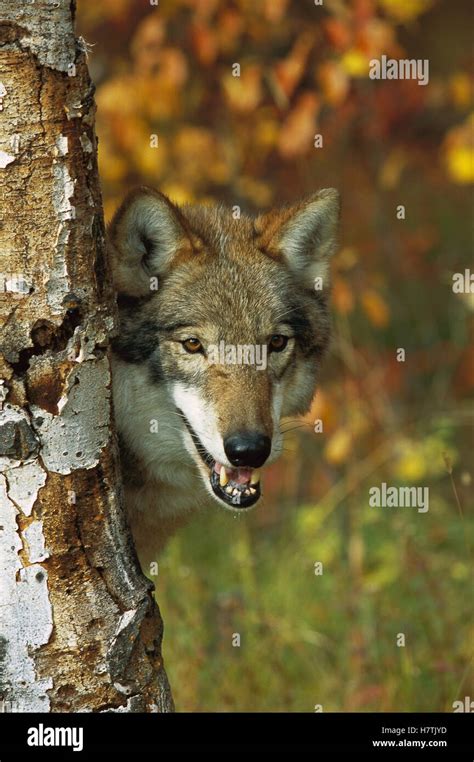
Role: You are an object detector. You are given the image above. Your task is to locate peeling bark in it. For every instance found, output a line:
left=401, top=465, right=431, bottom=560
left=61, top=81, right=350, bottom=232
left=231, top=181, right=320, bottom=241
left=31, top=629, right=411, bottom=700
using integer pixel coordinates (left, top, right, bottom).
left=0, top=1, right=173, bottom=712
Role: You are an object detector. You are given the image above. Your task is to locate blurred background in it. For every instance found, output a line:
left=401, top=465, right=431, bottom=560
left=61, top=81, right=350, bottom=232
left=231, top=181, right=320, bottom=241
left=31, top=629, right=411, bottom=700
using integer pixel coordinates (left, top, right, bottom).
left=77, top=0, right=473, bottom=711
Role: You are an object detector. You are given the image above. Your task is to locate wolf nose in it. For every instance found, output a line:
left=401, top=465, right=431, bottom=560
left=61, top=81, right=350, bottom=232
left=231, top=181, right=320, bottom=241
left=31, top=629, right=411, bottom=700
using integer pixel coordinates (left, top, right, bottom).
left=224, top=432, right=271, bottom=468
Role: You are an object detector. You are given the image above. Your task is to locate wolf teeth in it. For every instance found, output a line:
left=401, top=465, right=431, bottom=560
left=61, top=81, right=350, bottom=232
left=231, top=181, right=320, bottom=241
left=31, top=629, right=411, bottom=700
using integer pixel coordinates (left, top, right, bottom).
left=250, top=469, right=261, bottom=485
left=219, top=467, right=229, bottom=487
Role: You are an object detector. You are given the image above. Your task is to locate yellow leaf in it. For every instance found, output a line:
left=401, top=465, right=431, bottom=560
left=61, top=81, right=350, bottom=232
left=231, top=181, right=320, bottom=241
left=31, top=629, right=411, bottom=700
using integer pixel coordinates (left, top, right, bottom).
left=394, top=448, right=426, bottom=482
left=392, top=437, right=455, bottom=482
left=277, top=92, right=319, bottom=158
left=222, top=65, right=262, bottom=113
left=450, top=73, right=472, bottom=109
left=318, top=61, right=349, bottom=106
left=337, top=247, right=358, bottom=270
left=446, top=146, right=474, bottom=184
left=333, top=276, right=355, bottom=315
left=340, top=50, right=369, bottom=78
left=361, top=290, right=390, bottom=328
left=254, top=118, right=279, bottom=149
left=133, top=141, right=168, bottom=179
left=443, top=115, right=474, bottom=184
left=377, top=0, right=434, bottom=22
left=380, top=149, right=407, bottom=190
left=324, top=429, right=352, bottom=466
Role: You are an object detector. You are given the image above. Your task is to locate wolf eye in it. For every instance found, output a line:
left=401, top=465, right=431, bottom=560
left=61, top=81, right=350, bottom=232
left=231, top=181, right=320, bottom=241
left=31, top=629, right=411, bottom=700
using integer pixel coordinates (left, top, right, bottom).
left=182, top=337, right=203, bottom=354
left=269, top=334, right=288, bottom=353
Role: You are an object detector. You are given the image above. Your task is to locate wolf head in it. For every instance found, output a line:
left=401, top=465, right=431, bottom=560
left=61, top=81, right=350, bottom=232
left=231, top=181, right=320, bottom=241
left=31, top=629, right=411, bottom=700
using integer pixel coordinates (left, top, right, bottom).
left=108, top=187, right=339, bottom=511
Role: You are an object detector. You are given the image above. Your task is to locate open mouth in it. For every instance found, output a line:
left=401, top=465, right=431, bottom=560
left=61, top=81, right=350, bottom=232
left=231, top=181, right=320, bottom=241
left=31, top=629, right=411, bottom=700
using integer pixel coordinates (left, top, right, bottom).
left=178, top=410, right=262, bottom=509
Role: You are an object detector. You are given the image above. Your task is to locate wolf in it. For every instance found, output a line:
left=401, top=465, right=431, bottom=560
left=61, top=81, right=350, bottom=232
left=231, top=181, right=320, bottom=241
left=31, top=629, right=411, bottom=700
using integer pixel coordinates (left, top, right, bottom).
left=108, top=187, right=340, bottom=568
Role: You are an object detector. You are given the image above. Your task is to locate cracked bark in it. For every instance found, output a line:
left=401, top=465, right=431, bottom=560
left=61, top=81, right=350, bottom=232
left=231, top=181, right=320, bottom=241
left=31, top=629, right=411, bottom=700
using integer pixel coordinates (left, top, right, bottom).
left=0, top=1, right=173, bottom=712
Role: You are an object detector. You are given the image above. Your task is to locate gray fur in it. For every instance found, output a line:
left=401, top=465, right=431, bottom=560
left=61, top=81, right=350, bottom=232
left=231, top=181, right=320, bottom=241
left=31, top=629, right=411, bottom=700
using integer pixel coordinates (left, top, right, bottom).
left=107, top=187, right=340, bottom=567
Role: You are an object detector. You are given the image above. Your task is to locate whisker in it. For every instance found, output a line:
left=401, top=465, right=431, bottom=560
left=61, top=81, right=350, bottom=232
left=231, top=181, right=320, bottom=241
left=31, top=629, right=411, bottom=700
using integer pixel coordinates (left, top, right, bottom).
left=274, top=305, right=306, bottom=322
left=279, top=424, right=313, bottom=434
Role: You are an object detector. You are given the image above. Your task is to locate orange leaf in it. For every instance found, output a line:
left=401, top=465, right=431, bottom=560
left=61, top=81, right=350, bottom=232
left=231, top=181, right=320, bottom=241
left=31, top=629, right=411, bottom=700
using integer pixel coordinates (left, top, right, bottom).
left=361, top=290, right=390, bottom=328
left=278, top=92, right=319, bottom=159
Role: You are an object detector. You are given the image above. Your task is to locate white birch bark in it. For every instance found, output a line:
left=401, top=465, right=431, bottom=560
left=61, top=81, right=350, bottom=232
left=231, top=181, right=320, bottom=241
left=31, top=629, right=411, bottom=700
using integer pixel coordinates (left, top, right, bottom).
left=0, top=0, right=173, bottom=712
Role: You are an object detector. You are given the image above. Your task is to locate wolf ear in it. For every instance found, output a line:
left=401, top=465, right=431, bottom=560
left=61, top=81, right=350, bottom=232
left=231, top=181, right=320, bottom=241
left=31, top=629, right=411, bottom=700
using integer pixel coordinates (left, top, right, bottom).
left=107, top=187, right=195, bottom=297
left=255, top=189, right=340, bottom=290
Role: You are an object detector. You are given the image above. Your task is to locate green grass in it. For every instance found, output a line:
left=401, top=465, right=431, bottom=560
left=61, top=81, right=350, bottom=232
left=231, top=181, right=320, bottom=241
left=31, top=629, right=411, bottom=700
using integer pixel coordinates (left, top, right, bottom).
left=154, top=434, right=472, bottom=712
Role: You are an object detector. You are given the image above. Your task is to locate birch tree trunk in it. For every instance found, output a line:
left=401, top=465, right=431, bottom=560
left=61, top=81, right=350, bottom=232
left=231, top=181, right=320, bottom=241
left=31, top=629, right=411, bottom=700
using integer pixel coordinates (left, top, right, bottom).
left=0, top=1, right=173, bottom=712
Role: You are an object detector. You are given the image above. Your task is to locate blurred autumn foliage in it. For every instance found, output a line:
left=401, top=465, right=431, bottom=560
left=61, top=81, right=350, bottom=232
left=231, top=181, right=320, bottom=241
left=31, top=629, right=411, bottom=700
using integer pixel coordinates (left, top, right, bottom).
left=77, top=0, right=473, bottom=712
